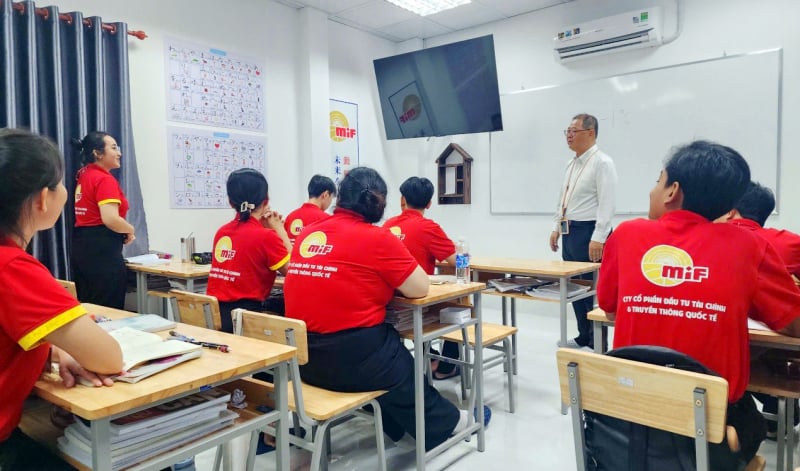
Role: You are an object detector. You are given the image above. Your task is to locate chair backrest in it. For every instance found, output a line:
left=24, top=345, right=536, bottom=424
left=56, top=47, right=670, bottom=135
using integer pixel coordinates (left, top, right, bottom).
left=57, top=279, right=78, bottom=298
left=168, top=289, right=221, bottom=330
left=236, top=309, right=308, bottom=365
left=557, top=348, right=728, bottom=471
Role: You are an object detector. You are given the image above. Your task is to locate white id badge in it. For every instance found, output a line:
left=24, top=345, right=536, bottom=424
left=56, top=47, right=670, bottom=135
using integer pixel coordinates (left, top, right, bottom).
left=560, top=219, right=570, bottom=235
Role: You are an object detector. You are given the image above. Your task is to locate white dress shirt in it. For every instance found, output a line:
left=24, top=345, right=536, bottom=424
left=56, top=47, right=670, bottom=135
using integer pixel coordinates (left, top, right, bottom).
left=552, top=144, right=617, bottom=243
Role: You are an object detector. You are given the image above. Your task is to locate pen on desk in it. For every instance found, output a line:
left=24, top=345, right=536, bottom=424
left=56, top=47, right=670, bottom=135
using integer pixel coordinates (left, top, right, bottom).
left=169, top=330, right=230, bottom=353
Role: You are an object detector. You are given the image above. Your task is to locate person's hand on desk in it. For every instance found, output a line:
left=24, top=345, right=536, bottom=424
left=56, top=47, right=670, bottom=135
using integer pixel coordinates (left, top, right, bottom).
left=51, top=347, right=120, bottom=387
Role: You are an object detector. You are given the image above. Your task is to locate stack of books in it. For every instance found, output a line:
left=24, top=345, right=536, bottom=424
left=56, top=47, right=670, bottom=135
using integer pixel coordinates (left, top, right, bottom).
left=385, top=306, right=437, bottom=332
left=525, top=281, right=591, bottom=299
left=487, top=277, right=551, bottom=293
left=57, top=388, right=237, bottom=470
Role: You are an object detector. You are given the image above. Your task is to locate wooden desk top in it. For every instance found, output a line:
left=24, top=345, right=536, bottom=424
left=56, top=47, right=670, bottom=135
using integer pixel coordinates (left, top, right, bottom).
left=587, top=307, right=800, bottom=350
left=391, top=282, right=485, bottom=306
left=449, top=256, right=600, bottom=277
left=126, top=260, right=211, bottom=278
left=35, top=303, right=296, bottom=420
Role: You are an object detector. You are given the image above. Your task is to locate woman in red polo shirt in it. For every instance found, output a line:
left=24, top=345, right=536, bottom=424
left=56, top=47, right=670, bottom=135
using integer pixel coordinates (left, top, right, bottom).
left=284, top=167, right=485, bottom=451
left=206, top=168, right=291, bottom=333
left=71, top=131, right=135, bottom=308
left=0, top=129, right=123, bottom=469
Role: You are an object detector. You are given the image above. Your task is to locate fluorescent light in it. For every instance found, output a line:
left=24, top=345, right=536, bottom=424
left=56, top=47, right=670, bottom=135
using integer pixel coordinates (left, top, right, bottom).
left=385, top=0, right=471, bottom=17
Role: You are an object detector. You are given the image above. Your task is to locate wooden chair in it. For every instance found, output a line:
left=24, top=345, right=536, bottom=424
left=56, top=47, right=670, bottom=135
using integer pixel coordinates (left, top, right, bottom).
left=557, top=348, right=729, bottom=471
left=56, top=279, right=77, bottom=298
left=168, top=289, right=221, bottom=330
left=232, top=309, right=387, bottom=471
left=439, top=322, right=517, bottom=413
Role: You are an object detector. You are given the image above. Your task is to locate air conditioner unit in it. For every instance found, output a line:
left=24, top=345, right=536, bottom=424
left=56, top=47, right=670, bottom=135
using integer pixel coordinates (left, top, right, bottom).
left=554, top=7, right=663, bottom=62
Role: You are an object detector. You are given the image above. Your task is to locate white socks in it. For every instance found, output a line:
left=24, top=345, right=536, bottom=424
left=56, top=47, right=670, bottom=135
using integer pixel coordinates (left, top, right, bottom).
left=452, top=410, right=470, bottom=435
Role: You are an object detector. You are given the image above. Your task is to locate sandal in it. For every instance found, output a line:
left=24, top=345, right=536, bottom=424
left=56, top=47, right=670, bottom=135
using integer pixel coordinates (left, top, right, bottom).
left=433, top=367, right=460, bottom=380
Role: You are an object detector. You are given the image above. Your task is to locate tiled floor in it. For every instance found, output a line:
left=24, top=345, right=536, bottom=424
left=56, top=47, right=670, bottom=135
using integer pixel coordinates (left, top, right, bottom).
left=193, top=299, right=791, bottom=471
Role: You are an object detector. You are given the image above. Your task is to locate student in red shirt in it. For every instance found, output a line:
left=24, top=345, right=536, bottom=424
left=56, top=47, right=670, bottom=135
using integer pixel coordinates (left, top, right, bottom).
left=722, top=181, right=800, bottom=437
left=597, top=140, right=800, bottom=469
left=284, top=167, right=488, bottom=450
left=383, top=176, right=459, bottom=379
left=283, top=174, right=336, bottom=243
left=207, top=168, right=291, bottom=333
left=0, top=129, right=123, bottom=469
left=71, top=131, right=135, bottom=308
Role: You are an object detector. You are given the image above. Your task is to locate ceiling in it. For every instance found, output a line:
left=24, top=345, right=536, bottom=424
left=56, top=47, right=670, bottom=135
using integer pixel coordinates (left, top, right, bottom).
left=274, top=0, right=574, bottom=42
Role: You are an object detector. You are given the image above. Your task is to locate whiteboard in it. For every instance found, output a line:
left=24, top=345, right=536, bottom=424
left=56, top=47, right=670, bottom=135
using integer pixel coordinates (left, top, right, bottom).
left=490, top=49, right=782, bottom=214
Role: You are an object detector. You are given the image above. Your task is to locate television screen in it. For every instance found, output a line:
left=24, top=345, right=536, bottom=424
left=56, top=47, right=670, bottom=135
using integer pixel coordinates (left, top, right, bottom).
left=373, top=35, right=503, bottom=140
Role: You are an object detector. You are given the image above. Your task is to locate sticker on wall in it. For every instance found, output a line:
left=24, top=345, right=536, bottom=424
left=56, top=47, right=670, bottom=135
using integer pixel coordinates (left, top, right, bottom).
left=330, top=99, right=359, bottom=184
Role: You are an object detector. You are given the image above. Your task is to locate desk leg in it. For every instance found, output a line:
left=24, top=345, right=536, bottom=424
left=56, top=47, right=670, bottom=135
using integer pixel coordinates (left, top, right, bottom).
left=788, top=398, right=795, bottom=471
left=511, top=297, right=518, bottom=375
left=136, top=272, right=147, bottom=314
left=414, top=305, right=426, bottom=470
left=559, top=276, right=568, bottom=346
left=593, top=321, right=603, bottom=354
left=474, top=291, right=485, bottom=451
left=187, top=278, right=195, bottom=293
left=90, top=418, right=112, bottom=470
left=274, top=362, right=290, bottom=471
left=778, top=397, right=786, bottom=471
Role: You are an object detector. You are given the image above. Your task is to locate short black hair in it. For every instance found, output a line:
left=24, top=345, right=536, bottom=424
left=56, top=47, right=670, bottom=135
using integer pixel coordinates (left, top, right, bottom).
left=573, top=113, right=598, bottom=138
left=664, top=140, right=750, bottom=221
left=399, top=177, right=434, bottom=209
left=733, top=181, right=775, bottom=227
left=227, top=168, right=268, bottom=222
left=336, top=167, right=387, bottom=223
left=308, top=174, right=337, bottom=198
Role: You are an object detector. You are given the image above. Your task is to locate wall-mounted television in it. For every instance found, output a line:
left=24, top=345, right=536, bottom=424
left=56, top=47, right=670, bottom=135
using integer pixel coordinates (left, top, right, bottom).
left=373, top=35, right=503, bottom=140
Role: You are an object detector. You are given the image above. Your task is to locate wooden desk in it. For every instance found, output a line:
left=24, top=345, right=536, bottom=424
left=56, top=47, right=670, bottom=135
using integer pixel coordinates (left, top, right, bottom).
left=391, top=282, right=486, bottom=471
left=455, top=257, right=600, bottom=373
left=127, top=261, right=211, bottom=313
left=23, top=303, right=296, bottom=471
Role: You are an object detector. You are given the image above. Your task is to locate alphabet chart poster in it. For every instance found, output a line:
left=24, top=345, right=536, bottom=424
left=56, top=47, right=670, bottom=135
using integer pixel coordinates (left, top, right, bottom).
left=168, top=127, right=267, bottom=209
left=165, top=38, right=265, bottom=131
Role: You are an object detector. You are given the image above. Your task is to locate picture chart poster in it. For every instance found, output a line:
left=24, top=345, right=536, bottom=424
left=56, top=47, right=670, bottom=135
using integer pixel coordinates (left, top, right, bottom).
left=329, top=99, right=359, bottom=185
left=165, top=38, right=265, bottom=131
left=168, top=127, right=267, bottom=209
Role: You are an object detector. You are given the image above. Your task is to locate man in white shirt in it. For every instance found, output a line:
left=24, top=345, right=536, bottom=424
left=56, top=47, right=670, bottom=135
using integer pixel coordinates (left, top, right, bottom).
left=549, top=113, right=617, bottom=349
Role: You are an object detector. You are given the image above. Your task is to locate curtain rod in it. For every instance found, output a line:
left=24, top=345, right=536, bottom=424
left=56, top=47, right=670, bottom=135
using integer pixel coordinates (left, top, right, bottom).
left=11, top=2, right=148, bottom=40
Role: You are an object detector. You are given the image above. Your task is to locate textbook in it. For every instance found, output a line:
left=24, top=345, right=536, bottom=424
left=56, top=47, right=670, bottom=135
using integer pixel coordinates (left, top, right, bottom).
left=106, top=327, right=203, bottom=384
left=97, top=314, right=176, bottom=333
left=125, top=253, right=170, bottom=266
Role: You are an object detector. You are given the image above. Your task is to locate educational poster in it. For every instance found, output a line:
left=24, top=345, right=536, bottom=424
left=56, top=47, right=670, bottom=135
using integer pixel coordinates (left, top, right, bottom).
left=388, top=81, right=433, bottom=138
left=168, top=127, right=267, bottom=209
left=165, top=38, right=265, bottom=131
left=329, top=99, right=359, bottom=184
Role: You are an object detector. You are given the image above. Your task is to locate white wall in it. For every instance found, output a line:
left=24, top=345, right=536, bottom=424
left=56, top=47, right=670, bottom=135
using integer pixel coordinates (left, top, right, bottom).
left=379, top=0, right=800, bottom=260
left=42, top=0, right=800, bottom=261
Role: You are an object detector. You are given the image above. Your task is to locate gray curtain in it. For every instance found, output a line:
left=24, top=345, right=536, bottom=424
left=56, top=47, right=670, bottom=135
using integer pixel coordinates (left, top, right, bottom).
left=0, top=0, right=149, bottom=278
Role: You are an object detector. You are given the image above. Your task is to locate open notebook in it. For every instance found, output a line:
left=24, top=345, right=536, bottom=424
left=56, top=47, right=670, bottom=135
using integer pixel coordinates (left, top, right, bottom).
left=77, top=327, right=203, bottom=384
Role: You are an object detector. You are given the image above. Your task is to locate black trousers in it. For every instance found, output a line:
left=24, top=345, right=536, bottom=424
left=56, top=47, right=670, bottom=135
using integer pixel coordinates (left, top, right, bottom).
left=561, top=220, right=597, bottom=347
left=71, top=226, right=127, bottom=309
left=299, top=323, right=460, bottom=450
left=218, top=291, right=285, bottom=334
left=0, top=428, right=75, bottom=470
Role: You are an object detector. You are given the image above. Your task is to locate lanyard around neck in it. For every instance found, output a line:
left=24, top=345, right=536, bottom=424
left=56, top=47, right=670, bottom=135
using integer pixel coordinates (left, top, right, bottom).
left=560, top=149, right=598, bottom=218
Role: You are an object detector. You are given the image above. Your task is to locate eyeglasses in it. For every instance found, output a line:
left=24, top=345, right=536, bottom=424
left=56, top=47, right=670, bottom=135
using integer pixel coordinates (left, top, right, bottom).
left=108, top=144, right=122, bottom=152
left=563, top=128, right=592, bottom=136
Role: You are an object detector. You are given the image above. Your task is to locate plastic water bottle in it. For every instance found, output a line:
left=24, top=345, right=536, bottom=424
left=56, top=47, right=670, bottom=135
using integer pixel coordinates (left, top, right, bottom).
left=455, top=236, right=470, bottom=284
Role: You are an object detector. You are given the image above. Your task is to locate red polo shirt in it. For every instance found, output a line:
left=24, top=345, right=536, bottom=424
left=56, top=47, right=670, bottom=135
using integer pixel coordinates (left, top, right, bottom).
left=383, top=209, right=455, bottom=275
left=0, top=239, right=86, bottom=440
left=730, top=218, right=800, bottom=278
left=598, top=210, right=800, bottom=402
left=284, top=208, right=418, bottom=333
left=284, top=203, right=329, bottom=242
left=74, top=164, right=129, bottom=227
left=207, top=217, right=290, bottom=303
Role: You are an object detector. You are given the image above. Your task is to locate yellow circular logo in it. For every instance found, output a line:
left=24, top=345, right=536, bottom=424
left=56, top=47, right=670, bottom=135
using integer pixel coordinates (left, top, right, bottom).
left=641, top=245, right=695, bottom=287
left=290, top=219, right=304, bottom=235
left=402, top=94, right=422, bottom=122
left=330, top=111, right=349, bottom=143
left=299, top=231, right=333, bottom=258
left=75, top=184, right=83, bottom=203
left=214, top=236, right=236, bottom=263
